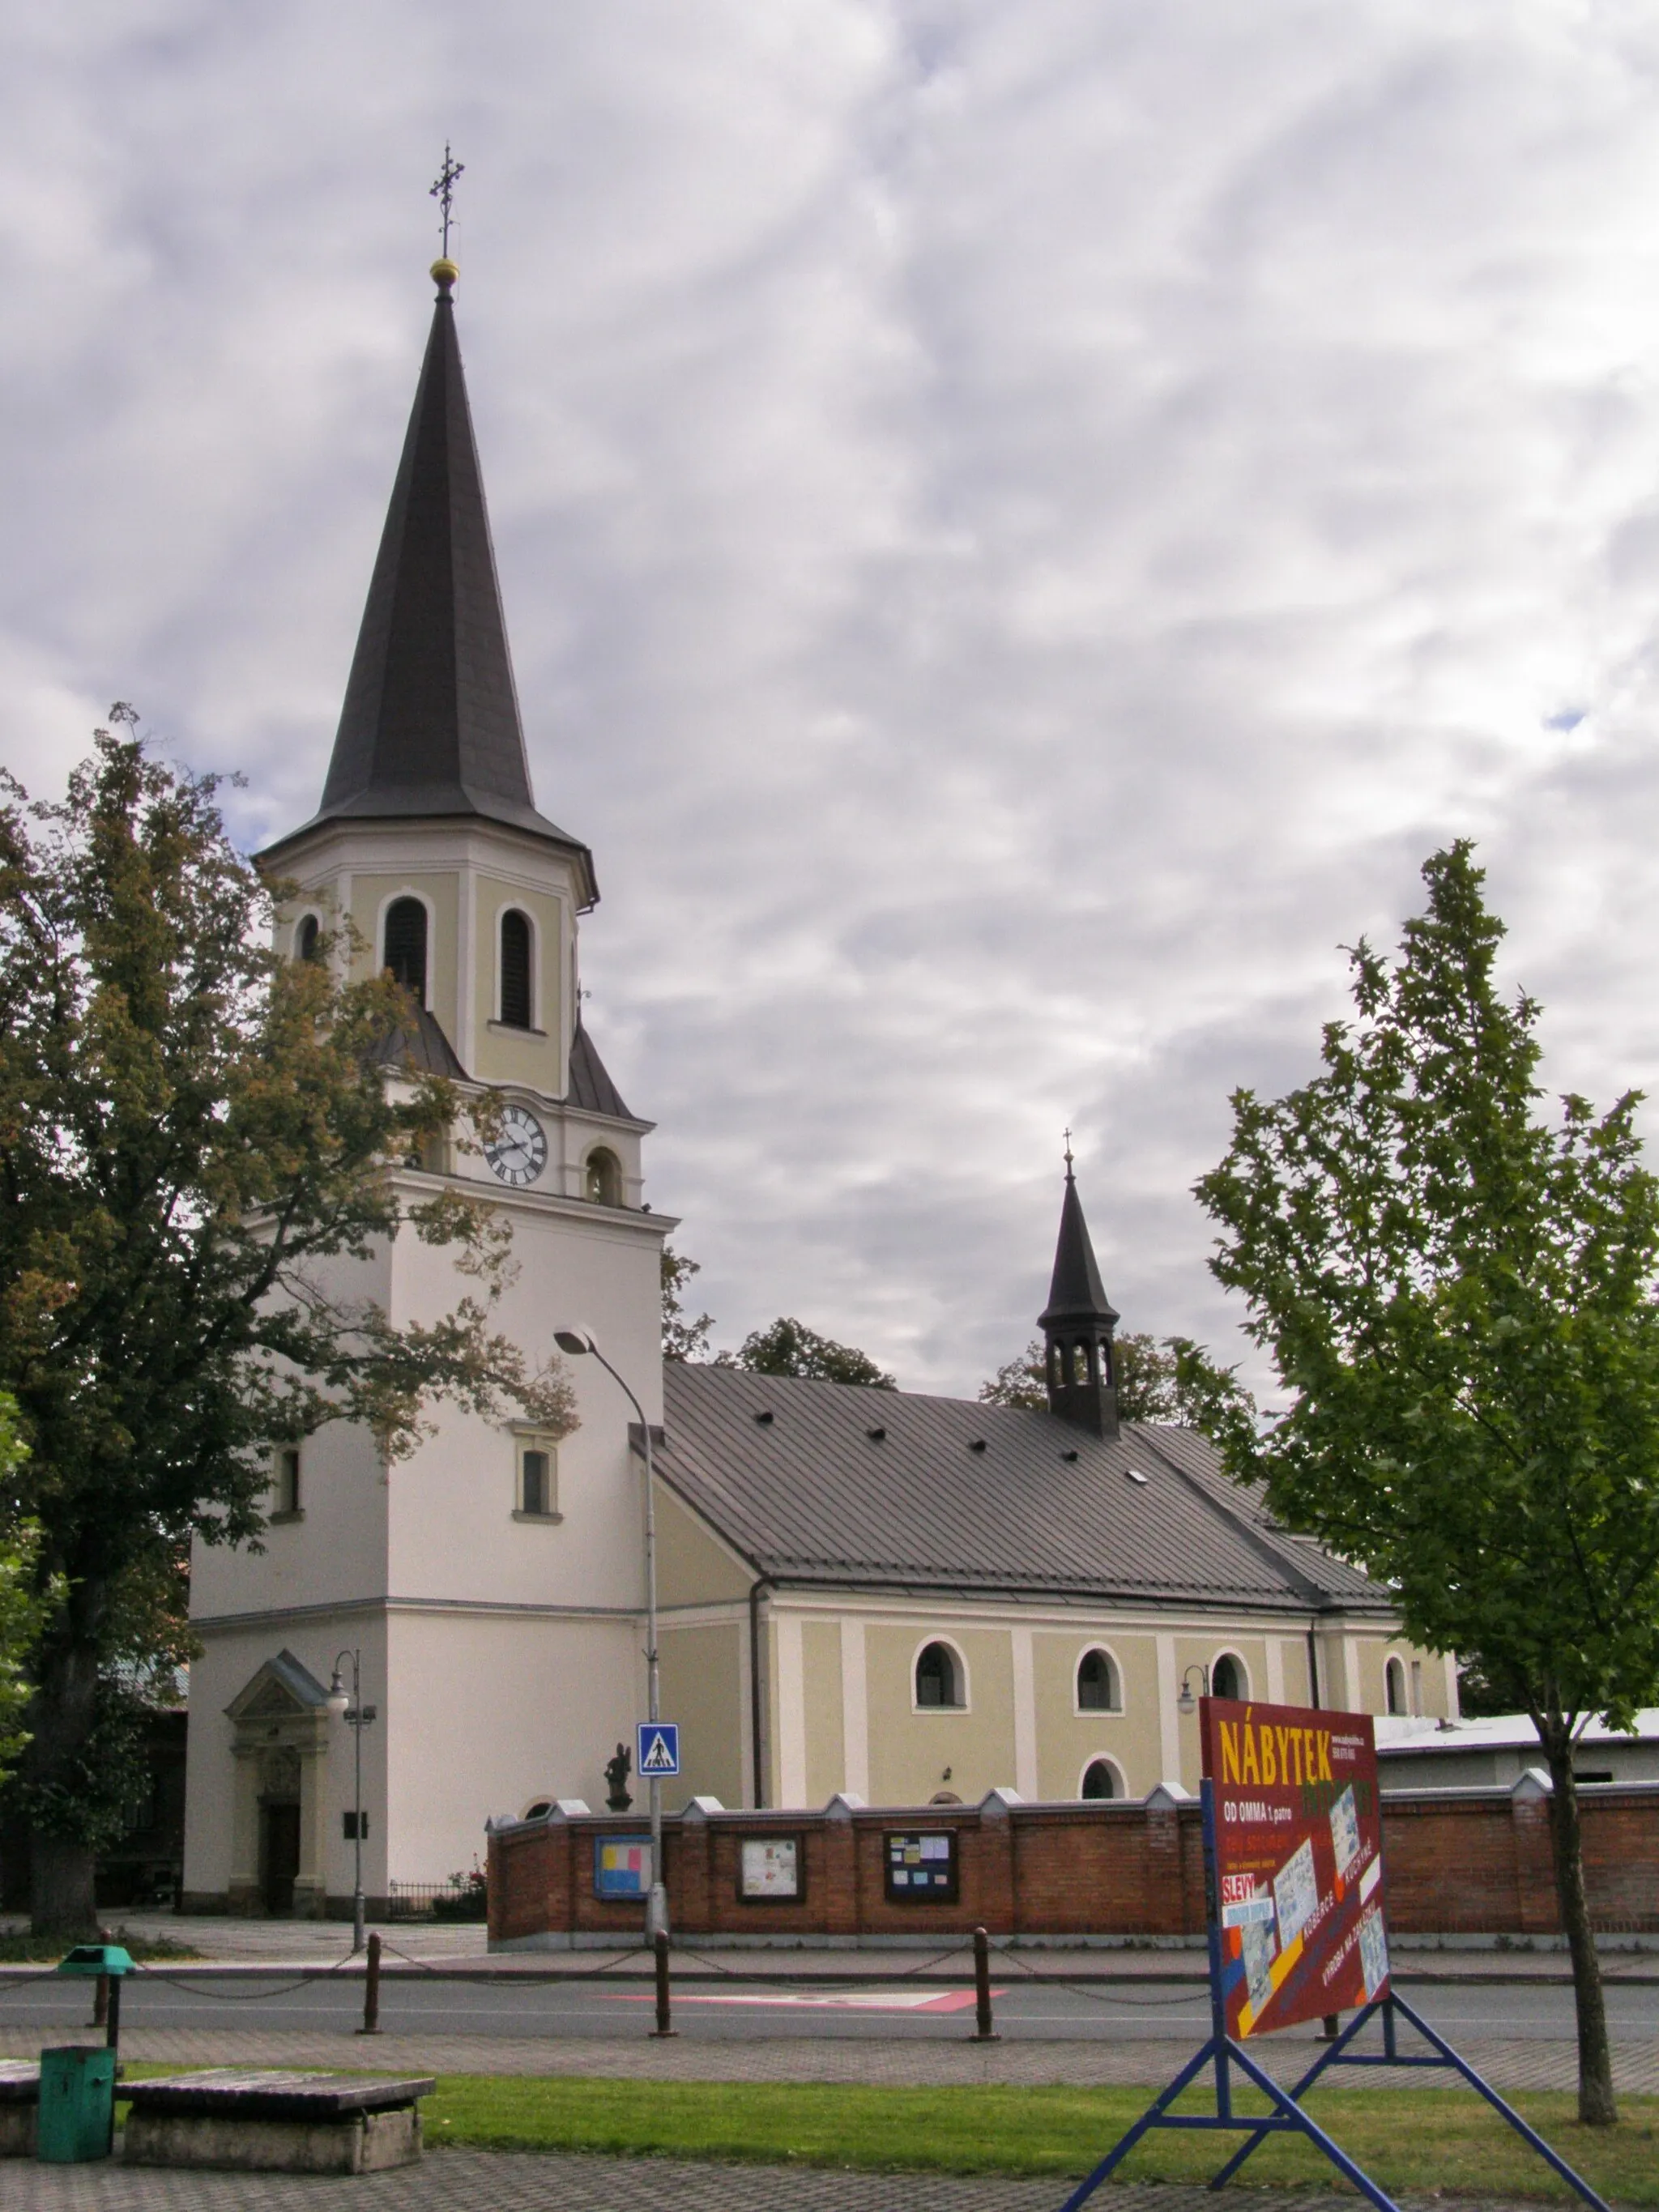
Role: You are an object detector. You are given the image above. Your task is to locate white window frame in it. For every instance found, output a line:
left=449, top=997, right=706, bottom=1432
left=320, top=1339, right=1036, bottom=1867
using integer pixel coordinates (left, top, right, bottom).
left=1384, top=1652, right=1409, bottom=1717
left=292, top=910, right=324, bottom=962
left=1074, top=1642, right=1124, bottom=1715
left=1077, top=1754, right=1127, bottom=1801
left=270, top=1445, right=303, bottom=1524
left=513, top=1430, right=562, bottom=1523
left=911, top=1634, right=970, bottom=1715
left=1210, top=1647, right=1250, bottom=1702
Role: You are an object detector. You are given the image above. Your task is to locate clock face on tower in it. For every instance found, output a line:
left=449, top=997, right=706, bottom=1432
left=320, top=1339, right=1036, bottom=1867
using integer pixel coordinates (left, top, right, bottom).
left=484, top=1104, right=548, bottom=1187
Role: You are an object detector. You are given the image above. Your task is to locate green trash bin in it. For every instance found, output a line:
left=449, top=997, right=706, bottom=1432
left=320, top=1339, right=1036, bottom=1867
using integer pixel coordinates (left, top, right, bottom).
left=36, top=2045, right=116, bottom=2163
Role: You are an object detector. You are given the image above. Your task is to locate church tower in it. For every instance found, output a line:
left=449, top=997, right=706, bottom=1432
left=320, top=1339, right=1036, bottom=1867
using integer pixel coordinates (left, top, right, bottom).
left=1039, top=1154, right=1120, bottom=1438
left=182, top=260, right=670, bottom=1916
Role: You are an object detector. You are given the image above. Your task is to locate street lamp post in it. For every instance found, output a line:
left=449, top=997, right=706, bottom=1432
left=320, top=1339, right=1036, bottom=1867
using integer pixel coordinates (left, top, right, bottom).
left=326, top=1651, right=377, bottom=1952
left=1176, top=1664, right=1211, bottom=1716
left=554, top=1327, right=667, bottom=1943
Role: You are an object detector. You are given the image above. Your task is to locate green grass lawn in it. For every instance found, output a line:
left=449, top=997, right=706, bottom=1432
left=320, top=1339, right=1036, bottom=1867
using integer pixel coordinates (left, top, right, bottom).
left=418, top=2077, right=1659, bottom=2201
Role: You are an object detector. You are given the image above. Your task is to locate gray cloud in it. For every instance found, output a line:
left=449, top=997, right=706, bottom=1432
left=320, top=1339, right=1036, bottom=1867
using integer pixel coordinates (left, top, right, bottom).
left=6, top=3, right=1659, bottom=1396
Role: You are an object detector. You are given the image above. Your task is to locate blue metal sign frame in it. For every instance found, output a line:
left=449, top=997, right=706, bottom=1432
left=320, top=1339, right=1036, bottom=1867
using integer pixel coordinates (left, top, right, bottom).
left=636, top=1722, right=680, bottom=1778
left=1052, top=1780, right=1610, bottom=2212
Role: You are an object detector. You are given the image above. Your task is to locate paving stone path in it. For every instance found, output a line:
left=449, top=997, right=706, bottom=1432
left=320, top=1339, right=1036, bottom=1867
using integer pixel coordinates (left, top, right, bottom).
left=0, top=2022, right=1651, bottom=2095
left=0, top=2148, right=1601, bottom=2212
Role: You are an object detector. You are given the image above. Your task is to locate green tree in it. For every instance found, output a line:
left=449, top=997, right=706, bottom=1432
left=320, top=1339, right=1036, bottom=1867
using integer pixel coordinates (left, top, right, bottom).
left=0, top=726, right=574, bottom=1931
left=1195, top=842, right=1659, bottom=2126
left=979, top=1332, right=1253, bottom=1438
left=723, top=1317, right=896, bottom=1389
left=661, top=1244, right=715, bottom=1362
left=0, top=1397, right=49, bottom=1783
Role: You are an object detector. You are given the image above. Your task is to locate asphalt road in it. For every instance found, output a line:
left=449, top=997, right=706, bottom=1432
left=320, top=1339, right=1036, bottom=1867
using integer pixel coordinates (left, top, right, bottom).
left=0, top=1971, right=1653, bottom=2044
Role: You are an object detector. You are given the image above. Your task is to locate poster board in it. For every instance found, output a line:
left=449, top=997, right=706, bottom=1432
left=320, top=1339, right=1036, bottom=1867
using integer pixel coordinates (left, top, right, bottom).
left=883, top=1830, right=959, bottom=1903
left=593, top=1834, right=653, bottom=1899
left=737, top=1835, right=804, bottom=1903
left=1200, top=1697, right=1388, bottom=2037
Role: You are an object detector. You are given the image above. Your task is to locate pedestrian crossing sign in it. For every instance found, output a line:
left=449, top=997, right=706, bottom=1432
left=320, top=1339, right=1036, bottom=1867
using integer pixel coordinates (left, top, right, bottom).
left=636, top=1722, right=680, bottom=1777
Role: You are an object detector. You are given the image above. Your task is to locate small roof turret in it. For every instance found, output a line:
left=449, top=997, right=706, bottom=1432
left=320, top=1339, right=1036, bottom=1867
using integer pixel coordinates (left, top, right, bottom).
left=1039, top=1144, right=1120, bottom=1439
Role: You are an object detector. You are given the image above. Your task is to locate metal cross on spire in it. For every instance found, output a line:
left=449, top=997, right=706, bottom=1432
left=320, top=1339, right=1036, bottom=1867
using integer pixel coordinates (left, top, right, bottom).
left=430, top=143, right=464, bottom=258
left=1063, top=1127, right=1075, bottom=1174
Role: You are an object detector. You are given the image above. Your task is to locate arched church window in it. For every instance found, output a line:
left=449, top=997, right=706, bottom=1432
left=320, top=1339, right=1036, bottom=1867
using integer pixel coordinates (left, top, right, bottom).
left=1081, top=1758, right=1120, bottom=1801
left=296, top=914, right=321, bottom=964
left=915, top=1642, right=962, bottom=1709
left=1077, top=1648, right=1119, bottom=1711
left=1385, top=1655, right=1407, bottom=1716
left=382, top=897, right=428, bottom=1004
left=584, top=1149, right=622, bottom=1206
left=1073, top=1343, right=1089, bottom=1387
left=499, top=910, right=532, bottom=1029
left=1212, top=1652, right=1247, bottom=1702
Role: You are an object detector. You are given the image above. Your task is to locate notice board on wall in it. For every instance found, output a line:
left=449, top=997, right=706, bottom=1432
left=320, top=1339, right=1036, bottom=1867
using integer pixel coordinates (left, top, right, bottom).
left=883, top=1831, right=959, bottom=1903
left=1201, top=1697, right=1389, bottom=2037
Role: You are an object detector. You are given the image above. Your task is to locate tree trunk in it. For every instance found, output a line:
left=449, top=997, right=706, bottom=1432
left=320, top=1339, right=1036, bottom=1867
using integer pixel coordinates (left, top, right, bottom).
left=1539, top=1718, right=1617, bottom=2126
left=22, top=1631, right=103, bottom=1938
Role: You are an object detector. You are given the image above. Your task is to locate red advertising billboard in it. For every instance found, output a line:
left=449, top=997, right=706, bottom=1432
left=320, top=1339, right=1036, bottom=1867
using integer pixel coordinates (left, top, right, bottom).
left=1200, top=1698, right=1389, bottom=2038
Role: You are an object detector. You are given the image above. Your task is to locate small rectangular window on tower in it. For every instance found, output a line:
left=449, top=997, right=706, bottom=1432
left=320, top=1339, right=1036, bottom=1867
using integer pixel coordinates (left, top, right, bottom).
left=272, top=1447, right=302, bottom=1522
left=514, top=1434, right=561, bottom=1522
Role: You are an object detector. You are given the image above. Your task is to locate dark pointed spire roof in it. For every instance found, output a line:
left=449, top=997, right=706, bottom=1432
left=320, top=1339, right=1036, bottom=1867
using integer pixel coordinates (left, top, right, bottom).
left=263, top=266, right=594, bottom=897
left=1038, top=1166, right=1120, bottom=1331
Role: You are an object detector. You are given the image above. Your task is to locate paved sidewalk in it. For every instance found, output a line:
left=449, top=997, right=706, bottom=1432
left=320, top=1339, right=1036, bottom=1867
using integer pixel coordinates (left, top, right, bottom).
left=0, top=2024, right=1649, bottom=2094
left=15, top=1914, right=1653, bottom=1984
left=0, top=2147, right=1606, bottom=2212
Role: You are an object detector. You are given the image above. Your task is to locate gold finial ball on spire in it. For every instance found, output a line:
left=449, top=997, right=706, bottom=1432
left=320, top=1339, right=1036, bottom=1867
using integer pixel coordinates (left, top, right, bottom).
left=431, top=257, right=458, bottom=291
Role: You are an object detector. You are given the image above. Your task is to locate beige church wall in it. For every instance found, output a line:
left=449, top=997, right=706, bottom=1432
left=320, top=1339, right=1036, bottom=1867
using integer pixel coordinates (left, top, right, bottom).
left=468, top=878, right=569, bottom=1093
left=386, top=1609, right=641, bottom=1883
left=656, top=1620, right=745, bottom=1810
left=348, top=871, right=460, bottom=1038
left=801, top=1619, right=846, bottom=1808
left=386, top=1196, right=664, bottom=1613
left=863, top=1623, right=1017, bottom=1805
left=1031, top=1629, right=1160, bottom=1801
left=655, top=1485, right=755, bottom=1609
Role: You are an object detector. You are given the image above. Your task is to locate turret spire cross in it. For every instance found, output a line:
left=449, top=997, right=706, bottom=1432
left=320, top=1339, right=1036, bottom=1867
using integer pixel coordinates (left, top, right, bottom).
left=430, top=143, right=464, bottom=258
left=1063, top=1126, right=1074, bottom=1175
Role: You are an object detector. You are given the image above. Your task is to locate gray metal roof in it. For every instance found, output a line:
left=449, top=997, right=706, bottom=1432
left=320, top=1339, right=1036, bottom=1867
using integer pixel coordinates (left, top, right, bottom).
left=565, top=1021, right=631, bottom=1120
left=367, top=1003, right=469, bottom=1080
left=656, top=1363, right=1388, bottom=1615
left=262, top=279, right=595, bottom=903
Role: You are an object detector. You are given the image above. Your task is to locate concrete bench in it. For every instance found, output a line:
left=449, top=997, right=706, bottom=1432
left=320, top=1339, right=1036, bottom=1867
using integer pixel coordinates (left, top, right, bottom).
left=0, top=2060, right=40, bottom=2156
left=122, top=2069, right=436, bottom=2174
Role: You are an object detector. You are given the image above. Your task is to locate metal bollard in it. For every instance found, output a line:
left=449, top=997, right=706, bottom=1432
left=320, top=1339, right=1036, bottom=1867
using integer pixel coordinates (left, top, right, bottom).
left=650, top=1929, right=676, bottom=2038
left=358, top=1930, right=382, bottom=2035
left=91, top=1973, right=109, bottom=2031
left=1321, top=2012, right=1341, bottom=2041
left=971, top=1926, right=998, bottom=2041
left=104, top=1972, right=122, bottom=2055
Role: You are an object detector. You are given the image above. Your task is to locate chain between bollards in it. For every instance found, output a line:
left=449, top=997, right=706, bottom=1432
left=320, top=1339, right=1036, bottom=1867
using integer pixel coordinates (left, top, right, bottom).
left=650, top=1929, right=676, bottom=2037
left=358, top=1930, right=382, bottom=2035
left=971, top=1925, right=998, bottom=2041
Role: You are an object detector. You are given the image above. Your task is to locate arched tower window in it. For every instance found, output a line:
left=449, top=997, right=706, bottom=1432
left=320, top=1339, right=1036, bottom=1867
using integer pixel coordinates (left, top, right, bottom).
left=1211, top=1652, right=1247, bottom=1703
left=382, top=897, right=428, bottom=1004
left=1077, top=1648, right=1120, bottom=1711
left=1385, top=1656, right=1407, bottom=1716
left=499, top=910, right=532, bottom=1029
left=295, top=914, right=321, bottom=964
left=584, top=1148, right=622, bottom=1206
left=1081, top=1758, right=1120, bottom=1801
left=915, top=1642, right=962, bottom=1709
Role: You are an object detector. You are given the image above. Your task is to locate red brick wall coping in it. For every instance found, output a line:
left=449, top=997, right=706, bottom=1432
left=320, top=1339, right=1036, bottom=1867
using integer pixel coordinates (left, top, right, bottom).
left=486, top=1779, right=1659, bottom=1947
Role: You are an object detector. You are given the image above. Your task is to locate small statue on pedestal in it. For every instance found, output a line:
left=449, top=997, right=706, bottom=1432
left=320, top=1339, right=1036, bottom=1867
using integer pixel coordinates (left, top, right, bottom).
left=603, top=1741, right=633, bottom=1812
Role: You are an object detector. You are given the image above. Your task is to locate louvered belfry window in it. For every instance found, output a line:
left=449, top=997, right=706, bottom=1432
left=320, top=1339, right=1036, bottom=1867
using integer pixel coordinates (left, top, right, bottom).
left=500, top=910, right=532, bottom=1028
left=383, top=898, right=427, bottom=1003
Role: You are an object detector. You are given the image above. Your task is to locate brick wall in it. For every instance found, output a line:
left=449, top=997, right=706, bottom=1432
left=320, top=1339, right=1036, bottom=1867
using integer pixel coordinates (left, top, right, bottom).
left=487, top=1779, right=1659, bottom=1946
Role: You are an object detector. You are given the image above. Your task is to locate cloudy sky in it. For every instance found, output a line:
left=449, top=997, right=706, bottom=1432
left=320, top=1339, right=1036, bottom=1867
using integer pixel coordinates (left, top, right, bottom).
left=7, top=3, right=1659, bottom=1398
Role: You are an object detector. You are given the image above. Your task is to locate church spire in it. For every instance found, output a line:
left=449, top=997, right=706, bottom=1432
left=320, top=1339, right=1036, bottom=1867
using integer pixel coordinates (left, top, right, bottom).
left=282, top=261, right=593, bottom=894
left=1038, top=1145, right=1120, bottom=1438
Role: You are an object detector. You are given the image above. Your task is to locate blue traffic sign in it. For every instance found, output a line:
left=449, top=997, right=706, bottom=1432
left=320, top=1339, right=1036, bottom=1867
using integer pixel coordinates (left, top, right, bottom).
left=636, top=1722, right=680, bottom=1778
